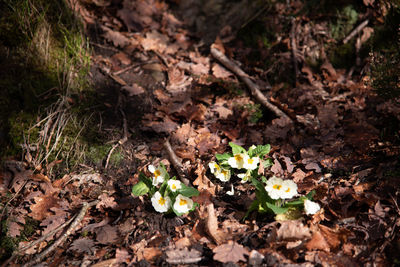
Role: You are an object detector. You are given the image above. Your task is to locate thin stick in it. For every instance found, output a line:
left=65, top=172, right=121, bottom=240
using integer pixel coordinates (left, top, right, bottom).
left=343, top=19, right=369, bottom=44
left=22, top=200, right=99, bottom=266
left=164, top=139, right=190, bottom=186
left=210, top=47, right=292, bottom=122
left=105, top=108, right=128, bottom=169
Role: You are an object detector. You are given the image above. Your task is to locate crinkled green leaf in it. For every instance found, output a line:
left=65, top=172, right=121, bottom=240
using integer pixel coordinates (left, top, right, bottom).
left=229, top=142, right=246, bottom=154
left=249, top=144, right=270, bottom=157
left=266, top=202, right=289, bottom=215
left=132, top=181, right=150, bottom=196
left=139, top=172, right=153, bottom=189
left=263, top=158, right=273, bottom=168
left=178, top=184, right=199, bottom=197
left=216, top=153, right=232, bottom=161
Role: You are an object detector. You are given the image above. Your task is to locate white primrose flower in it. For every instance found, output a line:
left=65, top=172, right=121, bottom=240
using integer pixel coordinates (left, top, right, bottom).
left=228, top=153, right=246, bottom=169
left=281, top=180, right=298, bottom=199
left=148, top=164, right=167, bottom=186
left=151, top=191, right=171, bottom=213
left=173, top=194, right=194, bottom=214
left=304, top=199, right=321, bottom=215
left=168, top=180, right=182, bottom=192
left=215, top=168, right=231, bottom=182
left=265, top=176, right=286, bottom=199
left=243, top=155, right=259, bottom=170
left=209, top=161, right=221, bottom=174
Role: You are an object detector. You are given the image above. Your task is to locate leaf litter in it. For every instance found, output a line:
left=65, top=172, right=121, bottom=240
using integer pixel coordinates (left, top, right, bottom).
left=1, top=0, right=400, bottom=266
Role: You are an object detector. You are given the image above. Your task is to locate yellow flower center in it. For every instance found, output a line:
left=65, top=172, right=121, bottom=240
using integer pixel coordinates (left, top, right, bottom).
left=235, top=154, right=243, bottom=161
left=247, top=158, right=254, bottom=164
left=221, top=170, right=228, bottom=175
left=285, top=188, right=290, bottom=192
left=179, top=199, right=188, bottom=206
left=273, top=184, right=282, bottom=190
left=154, top=170, right=161, bottom=177
left=214, top=164, right=220, bottom=170
left=158, top=197, right=166, bottom=205
left=172, top=184, right=176, bottom=190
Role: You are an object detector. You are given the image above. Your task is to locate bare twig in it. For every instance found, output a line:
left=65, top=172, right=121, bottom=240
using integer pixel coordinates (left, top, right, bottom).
left=210, top=47, right=292, bottom=122
left=163, top=139, right=190, bottom=186
left=22, top=200, right=99, bottom=266
left=343, top=19, right=369, bottom=44
left=105, top=108, right=129, bottom=169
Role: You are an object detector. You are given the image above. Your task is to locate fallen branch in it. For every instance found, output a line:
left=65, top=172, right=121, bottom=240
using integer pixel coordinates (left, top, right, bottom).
left=210, top=47, right=292, bottom=122
left=343, top=19, right=369, bottom=44
left=22, top=200, right=99, bottom=266
left=105, top=108, right=129, bottom=169
left=164, top=139, right=190, bottom=186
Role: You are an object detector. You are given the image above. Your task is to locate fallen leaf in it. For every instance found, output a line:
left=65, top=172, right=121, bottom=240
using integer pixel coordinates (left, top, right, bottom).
left=102, top=26, right=131, bottom=48
left=213, top=240, right=249, bottom=263
left=166, top=247, right=202, bottom=264
left=115, top=248, right=131, bottom=263
left=141, top=30, right=169, bottom=53
left=96, top=193, right=118, bottom=212
left=205, top=203, right=225, bottom=245
left=95, top=224, right=119, bottom=244
left=7, top=219, right=24, bottom=238
left=29, top=192, right=60, bottom=221
left=70, top=238, right=97, bottom=254
left=306, top=230, right=330, bottom=252
left=193, top=162, right=216, bottom=195
left=212, top=63, right=233, bottom=79
left=276, top=220, right=311, bottom=241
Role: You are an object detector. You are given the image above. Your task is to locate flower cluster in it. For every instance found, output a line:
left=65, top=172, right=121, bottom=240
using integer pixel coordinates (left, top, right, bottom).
left=209, top=143, right=271, bottom=183
left=208, top=142, right=321, bottom=220
left=132, top=163, right=199, bottom=216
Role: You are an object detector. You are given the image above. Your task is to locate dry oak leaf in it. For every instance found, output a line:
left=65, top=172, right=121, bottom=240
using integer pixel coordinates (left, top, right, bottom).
left=115, top=248, right=131, bottom=263
left=102, top=26, right=131, bottom=48
left=213, top=240, right=249, bottom=263
left=70, top=238, right=96, bottom=254
left=212, top=63, right=233, bottom=79
left=96, top=193, right=118, bottom=212
left=95, top=224, right=119, bottom=244
left=193, top=162, right=216, bottom=195
left=29, top=192, right=60, bottom=221
left=7, top=219, right=24, bottom=238
left=276, top=220, right=312, bottom=241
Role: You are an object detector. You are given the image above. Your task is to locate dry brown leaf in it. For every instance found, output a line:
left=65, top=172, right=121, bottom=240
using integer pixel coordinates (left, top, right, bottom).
left=193, top=163, right=216, bottom=195
left=111, top=52, right=131, bottom=65
left=96, top=193, right=118, bottom=212
left=141, top=30, right=169, bottom=53
left=195, top=131, right=220, bottom=155
left=205, top=203, right=225, bottom=245
left=166, top=247, right=202, bottom=264
left=318, top=225, right=342, bottom=249
left=7, top=220, right=24, bottom=238
left=29, top=192, right=60, bottom=221
left=70, top=238, right=96, bottom=254
left=167, top=66, right=192, bottom=93
left=95, top=224, right=119, bottom=244
left=115, top=248, right=131, bottom=263
left=213, top=240, right=249, bottom=263
left=211, top=103, right=233, bottom=119
left=102, top=27, right=131, bottom=48
left=276, top=220, right=311, bottom=241
left=306, top=231, right=331, bottom=252
left=212, top=63, right=233, bottom=79
left=142, top=247, right=162, bottom=262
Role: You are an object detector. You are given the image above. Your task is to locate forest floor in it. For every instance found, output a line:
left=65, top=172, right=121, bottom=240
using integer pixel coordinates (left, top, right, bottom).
left=1, top=0, right=400, bottom=266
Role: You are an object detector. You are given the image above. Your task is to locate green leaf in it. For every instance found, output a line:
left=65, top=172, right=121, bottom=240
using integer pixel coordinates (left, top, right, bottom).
left=215, top=153, right=232, bottom=161
left=243, top=200, right=259, bottom=221
left=178, top=184, right=199, bottom=197
left=262, top=158, right=273, bottom=168
left=305, top=190, right=315, bottom=200
left=131, top=181, right=150, bottom=196
left=266, top=202, right=289, bottom=215
left=159, top=162, right=170, bottom=179
left=285, top=197, right=306, bottom=207
left=139, top=172, right=152, bottom=188
left=229, top=142, right=246, bottom=154
left=249, top=144, right=270, bottom=157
